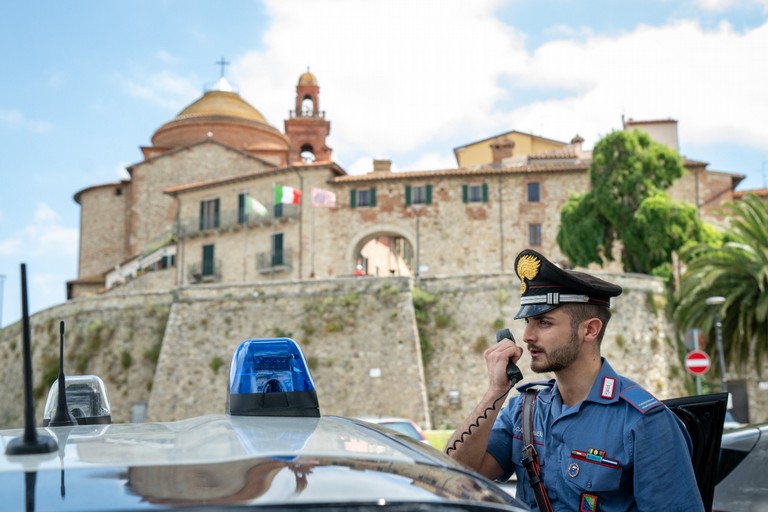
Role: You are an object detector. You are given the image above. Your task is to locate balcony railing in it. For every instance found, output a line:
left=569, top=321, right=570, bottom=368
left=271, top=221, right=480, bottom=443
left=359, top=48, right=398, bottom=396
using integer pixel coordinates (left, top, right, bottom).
left=289, top=109, right=326, bottom=119
left=176, top=205, right=300, bottom=238
left=188, top=260, right=222, bottom=284
left=256, top=250, right=292, bottom=274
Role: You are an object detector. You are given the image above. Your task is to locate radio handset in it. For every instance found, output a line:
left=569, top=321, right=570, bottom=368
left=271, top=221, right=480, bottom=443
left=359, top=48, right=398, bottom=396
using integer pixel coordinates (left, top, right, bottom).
left=496, top=328, right=523, bottom=385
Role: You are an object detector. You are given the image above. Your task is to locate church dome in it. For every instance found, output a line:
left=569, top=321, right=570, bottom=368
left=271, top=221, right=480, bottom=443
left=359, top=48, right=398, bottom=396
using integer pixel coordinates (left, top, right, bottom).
left=148, top=77, right=290, bottom=163
left=298, top=71, right=318, bottom=87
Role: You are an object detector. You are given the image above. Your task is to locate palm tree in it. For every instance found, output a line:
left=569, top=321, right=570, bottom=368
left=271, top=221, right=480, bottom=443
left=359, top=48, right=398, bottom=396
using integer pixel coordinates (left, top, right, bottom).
left=674, top=194, right=768, bottom=374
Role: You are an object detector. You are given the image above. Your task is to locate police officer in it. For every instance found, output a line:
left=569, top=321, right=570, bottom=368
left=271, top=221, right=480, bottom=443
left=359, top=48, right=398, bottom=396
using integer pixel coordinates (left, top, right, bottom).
left=447, top=249, right=704, bottom=511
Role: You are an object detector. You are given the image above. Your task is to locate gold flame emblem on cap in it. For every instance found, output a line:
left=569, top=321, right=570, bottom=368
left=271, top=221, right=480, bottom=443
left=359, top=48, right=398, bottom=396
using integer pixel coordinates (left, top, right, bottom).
left=517, top=254, right=541, bottom=294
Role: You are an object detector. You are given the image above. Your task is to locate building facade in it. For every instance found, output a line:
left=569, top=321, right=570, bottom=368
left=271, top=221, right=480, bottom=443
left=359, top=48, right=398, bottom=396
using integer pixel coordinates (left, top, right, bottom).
left=69, top=71, right=745, bottom=299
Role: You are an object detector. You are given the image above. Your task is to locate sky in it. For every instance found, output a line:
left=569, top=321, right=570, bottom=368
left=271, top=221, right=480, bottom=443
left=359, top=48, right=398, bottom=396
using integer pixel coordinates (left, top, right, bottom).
left=1, top=0, right=767, bottom=326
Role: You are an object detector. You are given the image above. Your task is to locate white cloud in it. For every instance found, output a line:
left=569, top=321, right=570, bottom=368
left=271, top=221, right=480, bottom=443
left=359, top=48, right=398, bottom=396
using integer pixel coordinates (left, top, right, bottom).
left=117, top=70, right=200, bottom=110
left=0, top=203, right=78, bottom=258
left=0, top=108, right=54, bottom=133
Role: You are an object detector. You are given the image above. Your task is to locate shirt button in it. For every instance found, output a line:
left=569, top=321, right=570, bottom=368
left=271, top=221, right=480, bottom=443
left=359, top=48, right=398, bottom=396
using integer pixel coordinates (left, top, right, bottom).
left=586, top=482, right=592, bottom=488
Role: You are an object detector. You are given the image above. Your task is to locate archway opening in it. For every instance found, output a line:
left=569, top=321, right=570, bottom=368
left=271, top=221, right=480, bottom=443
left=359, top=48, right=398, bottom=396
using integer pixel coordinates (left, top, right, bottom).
left=353, top=234, right=414, bottom=277
left=300, top=143, right=316, bottom=163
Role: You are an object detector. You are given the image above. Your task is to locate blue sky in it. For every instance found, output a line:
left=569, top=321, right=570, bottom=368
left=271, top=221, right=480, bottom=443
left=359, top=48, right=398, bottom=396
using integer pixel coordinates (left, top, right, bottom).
left=1, top=0, right=767, bottom=326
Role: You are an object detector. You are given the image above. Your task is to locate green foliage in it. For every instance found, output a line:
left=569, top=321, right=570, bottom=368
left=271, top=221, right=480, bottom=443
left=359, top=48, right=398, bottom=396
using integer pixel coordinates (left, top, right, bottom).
left=306, top=356, right=319, bottom=371
left=209, top=356, right=224, bottom=374
left=472, top=336, right=488, bottom=354
left=120, top=350, right=133, bottom=370
left=558, top=129, right=706, bottom=274
left=492, top=318, right=505, bottom=331
left=143, top=343, right=162, bottom=365
left=674, top=194, right=768, bottom=371
left=615, top=334, right=625, bottom=349
left=412, top=287, right=439, bottom=365
left=273, top=327, right=292, bottom=338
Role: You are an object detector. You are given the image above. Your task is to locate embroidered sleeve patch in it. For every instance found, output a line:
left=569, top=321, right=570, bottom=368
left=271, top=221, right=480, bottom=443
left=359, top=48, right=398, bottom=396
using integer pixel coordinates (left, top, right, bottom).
left=620, top=386, right=662, bottom=414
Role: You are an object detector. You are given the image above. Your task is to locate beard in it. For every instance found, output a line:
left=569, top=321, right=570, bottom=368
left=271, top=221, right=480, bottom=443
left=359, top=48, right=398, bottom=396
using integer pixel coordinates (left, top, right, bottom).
left=531, top=329, right=580, bottom=373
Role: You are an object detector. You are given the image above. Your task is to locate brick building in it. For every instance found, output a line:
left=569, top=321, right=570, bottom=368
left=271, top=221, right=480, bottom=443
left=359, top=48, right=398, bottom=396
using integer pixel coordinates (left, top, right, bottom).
left=68, top=71, right=746, bottom=298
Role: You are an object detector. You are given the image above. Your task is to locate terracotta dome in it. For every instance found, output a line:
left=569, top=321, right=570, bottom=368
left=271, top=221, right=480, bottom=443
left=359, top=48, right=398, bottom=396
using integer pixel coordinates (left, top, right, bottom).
left=149, top=78, right=290, bottom=160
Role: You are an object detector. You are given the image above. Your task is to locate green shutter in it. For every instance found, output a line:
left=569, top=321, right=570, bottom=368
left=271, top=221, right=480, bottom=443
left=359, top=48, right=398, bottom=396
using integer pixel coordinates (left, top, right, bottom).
left=350, top=189, right=357, bottom=209
left=370, top=187, right=377, bottom=206
left=482, top=183, right=489, bottom=203
left=426, top=185, right=433, bottom=204
left=238, top=193, right=246, bottom=224
left=405, top=185, right=412, bottom=206
left=202, top=244, right=215, bottom=276
left=462, top=185, right=468, bottom=203
left=214, top=199, right=220, bottom=227
left=199, top=202, right=205, bottom=230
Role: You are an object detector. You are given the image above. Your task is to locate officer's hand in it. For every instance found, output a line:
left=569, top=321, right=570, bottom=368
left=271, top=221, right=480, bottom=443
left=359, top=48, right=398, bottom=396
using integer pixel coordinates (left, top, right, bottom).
left=483, top=338, right=522, bottom=390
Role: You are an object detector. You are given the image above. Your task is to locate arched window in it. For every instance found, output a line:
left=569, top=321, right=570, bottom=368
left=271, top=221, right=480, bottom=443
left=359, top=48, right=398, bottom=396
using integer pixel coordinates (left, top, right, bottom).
left=301, top=95, right=314, bottom=116
left=300, top=144, right=316, bottom=162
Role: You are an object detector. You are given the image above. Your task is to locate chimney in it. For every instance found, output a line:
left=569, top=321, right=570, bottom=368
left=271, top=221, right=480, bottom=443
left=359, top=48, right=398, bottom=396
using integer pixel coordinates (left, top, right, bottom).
left=373, top=159, right=392, bottom=173
left=570, top=134, right=584, bottom=156
left=490, top=138, right=515, bottom=164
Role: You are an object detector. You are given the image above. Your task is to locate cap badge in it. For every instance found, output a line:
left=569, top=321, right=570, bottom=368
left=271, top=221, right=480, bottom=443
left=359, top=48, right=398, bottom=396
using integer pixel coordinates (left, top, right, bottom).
left=516, top=254, right=541, bottom=294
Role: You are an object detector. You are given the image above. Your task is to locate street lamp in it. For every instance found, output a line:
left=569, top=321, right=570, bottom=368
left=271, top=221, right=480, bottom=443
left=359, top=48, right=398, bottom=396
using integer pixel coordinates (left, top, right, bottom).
left=705, top=296, right=728, bottom=392
left=413, top=205, right=424, bottom=282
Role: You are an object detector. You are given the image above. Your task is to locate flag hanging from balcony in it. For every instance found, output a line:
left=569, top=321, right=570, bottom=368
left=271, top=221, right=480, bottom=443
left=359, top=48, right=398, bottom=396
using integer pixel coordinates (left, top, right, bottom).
left=274, top=184, right=302, bottom=205
left=246, top=195, right=268, bottom=217
left=311, top=187, right=336, bottom=207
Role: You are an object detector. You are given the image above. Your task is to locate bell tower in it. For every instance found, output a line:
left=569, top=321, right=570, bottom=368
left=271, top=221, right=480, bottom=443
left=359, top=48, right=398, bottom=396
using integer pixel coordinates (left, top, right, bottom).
left=284, top=69, right=332, bottom=163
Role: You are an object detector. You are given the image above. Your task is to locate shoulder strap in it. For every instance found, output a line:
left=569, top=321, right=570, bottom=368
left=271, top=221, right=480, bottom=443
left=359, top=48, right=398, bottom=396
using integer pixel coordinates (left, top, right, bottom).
left=521, top=389, right=554, bottom=512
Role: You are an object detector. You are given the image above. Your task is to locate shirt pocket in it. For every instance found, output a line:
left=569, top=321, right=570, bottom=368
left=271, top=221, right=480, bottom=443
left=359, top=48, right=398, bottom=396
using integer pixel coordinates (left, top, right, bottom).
left=561, top=452, right=624, bottom=493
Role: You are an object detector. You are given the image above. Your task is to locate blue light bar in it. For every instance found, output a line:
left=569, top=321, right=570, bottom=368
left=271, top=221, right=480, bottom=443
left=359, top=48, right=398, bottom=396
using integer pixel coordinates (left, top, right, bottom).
left=228, top=338, right=320, bottom=417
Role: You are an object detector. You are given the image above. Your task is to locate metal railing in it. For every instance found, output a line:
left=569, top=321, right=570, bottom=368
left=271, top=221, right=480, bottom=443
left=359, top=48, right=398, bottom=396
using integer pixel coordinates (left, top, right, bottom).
left=256, top=250, right=292, bottom=274
left=176, top=205, right=300, bottom=238
left=188, top=260, right=222, bottom=283
left=289, top=109, right=326, bottom=119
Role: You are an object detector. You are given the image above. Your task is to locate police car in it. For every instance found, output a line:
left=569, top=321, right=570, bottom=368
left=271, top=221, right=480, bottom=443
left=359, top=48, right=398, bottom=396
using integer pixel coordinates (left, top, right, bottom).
left=0, top=332, right=531, bottom=511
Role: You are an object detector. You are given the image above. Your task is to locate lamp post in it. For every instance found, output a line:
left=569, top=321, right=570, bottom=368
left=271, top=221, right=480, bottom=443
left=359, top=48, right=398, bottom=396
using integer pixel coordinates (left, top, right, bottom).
left=414, top=206, right=422, bottom=282
left=705, top=296, right=728, bottom=392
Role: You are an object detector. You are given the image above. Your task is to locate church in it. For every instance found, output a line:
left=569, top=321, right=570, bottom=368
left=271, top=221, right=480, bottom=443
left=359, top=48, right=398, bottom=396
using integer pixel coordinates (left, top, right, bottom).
left=67, top=69, right=745, bottom=299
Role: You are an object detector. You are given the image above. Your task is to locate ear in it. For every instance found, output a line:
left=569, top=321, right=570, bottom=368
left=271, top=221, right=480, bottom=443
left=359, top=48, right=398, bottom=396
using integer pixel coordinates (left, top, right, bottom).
left=582, top=317, right=603, bottom=343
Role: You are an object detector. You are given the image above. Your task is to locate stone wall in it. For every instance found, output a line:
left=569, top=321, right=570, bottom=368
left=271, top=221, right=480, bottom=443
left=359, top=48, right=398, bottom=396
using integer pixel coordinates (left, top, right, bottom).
left=2, top=274, right=765, bottom=430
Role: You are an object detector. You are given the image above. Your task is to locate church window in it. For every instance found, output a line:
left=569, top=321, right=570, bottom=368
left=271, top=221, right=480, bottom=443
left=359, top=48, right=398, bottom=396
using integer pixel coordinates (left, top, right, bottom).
left=199, top=199, right=220, bottom=230
left=405, top=185, right=432, bottom=206
left=462, top=184, right=488, bottom=203
left=350, top=188, right=377, bottom=208
left=301, top=95, right=314, bottom=116
left=300, top=144, right=316, bottom=162
left=529, top=223, right=542, bottom=246
left=527, top=182, right=540, bottom=202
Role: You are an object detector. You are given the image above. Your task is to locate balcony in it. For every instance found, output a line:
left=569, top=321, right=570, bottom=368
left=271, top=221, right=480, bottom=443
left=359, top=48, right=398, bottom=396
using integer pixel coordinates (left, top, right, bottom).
left=289, top=109, right=326, bottom=119
left=256, top=250, right=292, bottom=274
left=188, top=260, right=222, bottom=284
left=176, top=205, right=301, bottom=238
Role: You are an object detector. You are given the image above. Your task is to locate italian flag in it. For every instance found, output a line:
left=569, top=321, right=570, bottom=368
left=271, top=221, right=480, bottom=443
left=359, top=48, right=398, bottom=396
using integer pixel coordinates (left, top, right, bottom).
left=246, top=195, right=268, bottom=217
left=274, top=184, right=302, bottom=205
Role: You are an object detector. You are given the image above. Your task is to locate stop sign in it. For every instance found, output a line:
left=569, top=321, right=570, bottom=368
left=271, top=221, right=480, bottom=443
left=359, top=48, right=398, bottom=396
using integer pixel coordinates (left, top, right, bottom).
left=685, top=350, right=711, bottom=376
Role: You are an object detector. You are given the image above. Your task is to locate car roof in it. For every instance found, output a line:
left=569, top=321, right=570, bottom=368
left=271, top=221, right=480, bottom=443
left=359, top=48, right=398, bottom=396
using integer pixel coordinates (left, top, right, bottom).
left=0, top=414, right=528, bottom=511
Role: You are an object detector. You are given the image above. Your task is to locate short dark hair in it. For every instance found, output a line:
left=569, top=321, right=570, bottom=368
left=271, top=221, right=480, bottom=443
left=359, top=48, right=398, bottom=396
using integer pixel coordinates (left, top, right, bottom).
left=561, top=303, right=612, bottom=344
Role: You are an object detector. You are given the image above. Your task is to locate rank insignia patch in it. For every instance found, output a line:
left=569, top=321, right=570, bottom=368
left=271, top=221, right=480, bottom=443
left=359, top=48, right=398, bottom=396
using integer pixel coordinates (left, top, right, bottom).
left=580, top=493, right=598, bottom=511
left=568, top=462, right=580, bottom=477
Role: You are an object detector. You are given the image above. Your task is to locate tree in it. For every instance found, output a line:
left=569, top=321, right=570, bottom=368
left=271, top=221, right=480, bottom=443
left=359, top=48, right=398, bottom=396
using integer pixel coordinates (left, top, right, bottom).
left=674, top=194, right=768, bottom=371
left=558, top=129, right=710, bottom=275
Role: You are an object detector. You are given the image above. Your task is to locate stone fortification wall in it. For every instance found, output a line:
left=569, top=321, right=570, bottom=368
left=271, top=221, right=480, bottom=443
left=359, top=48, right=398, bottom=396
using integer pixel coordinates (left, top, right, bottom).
left=3, top=273, right=747, bottom=431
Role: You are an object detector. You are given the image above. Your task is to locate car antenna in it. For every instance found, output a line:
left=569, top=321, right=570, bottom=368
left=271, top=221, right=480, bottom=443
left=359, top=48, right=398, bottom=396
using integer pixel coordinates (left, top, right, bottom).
left=4, top=263, right=58, bottom=455
left=48, top=321, right=77, bottom=427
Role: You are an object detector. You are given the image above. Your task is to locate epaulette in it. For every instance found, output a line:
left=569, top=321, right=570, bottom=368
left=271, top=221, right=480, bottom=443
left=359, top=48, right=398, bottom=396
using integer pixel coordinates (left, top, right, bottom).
left=620, top=385, right=664, bottom=414
left=516, top=379, right=555, bottom=392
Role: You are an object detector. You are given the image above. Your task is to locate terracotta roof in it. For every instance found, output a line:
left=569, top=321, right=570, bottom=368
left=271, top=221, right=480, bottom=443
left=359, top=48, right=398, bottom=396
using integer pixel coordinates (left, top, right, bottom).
left=734, top=188, right=768, bottom=198
left=332, top=161, right=590, bottom=183
left=528, top=146, right=581, bottom=160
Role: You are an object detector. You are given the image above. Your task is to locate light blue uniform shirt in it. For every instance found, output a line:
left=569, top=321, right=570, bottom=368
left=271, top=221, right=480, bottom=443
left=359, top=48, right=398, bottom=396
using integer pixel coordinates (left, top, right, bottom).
left=488, top=359, right=704, bottom=511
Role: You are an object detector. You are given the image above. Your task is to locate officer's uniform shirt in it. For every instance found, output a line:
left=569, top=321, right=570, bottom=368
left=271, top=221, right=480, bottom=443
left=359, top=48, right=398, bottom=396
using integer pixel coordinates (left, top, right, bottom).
left=487, top=358, right=704, bottom=511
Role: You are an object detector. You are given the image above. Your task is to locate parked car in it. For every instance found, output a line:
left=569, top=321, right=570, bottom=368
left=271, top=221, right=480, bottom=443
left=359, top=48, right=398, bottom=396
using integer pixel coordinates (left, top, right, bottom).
left=712, top=422, right=768, bottom=511
left=356, top=416, right=431, bottom=445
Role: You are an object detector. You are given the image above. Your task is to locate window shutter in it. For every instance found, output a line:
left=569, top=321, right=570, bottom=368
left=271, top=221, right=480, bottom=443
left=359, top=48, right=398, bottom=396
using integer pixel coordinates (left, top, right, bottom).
left=482, top=183, right=489, bottom=203
left=462, top=185, right=468, bottom=203
left=405, top=185, right=412, bottom=206
left=199, top=202, right=204, bottom=230
left=214, top=199, right=220, bottom=228
left=426, top=185, right=433, bottom=204
left=238, top=193, right=246, bottom=224
left=350, top=189, right=357, bottom=209
left=370, top=187, right=377, bottom=207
